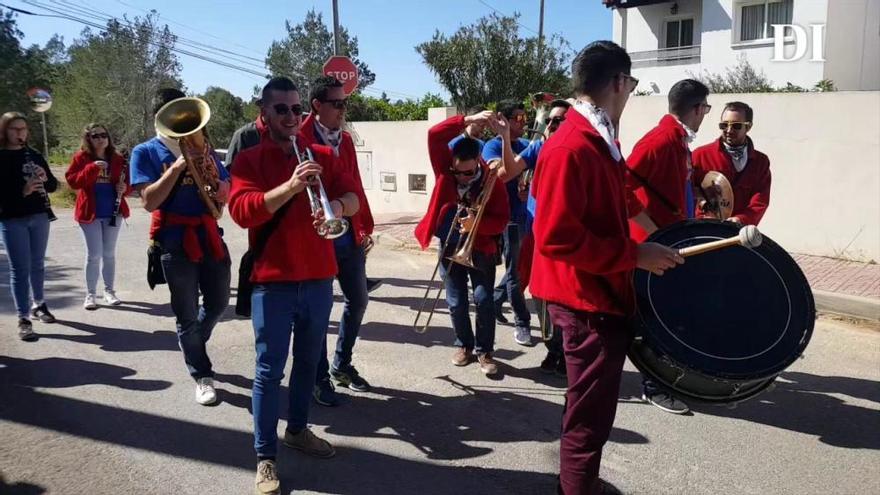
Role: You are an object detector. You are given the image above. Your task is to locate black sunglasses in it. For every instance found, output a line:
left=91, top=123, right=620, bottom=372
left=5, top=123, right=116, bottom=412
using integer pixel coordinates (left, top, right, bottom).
left=719, top=121, right=750, bottom=131
left=544, top=116, right=566, bottom=126
left=450, top=168, right=476, bottom=177
left=322, top=98, right=347, bottom=110
left=621, top=73, right=639, bottom=93
left=90, top=132, right=109, bottom=139
left=272, top=103, right=304, bottom=116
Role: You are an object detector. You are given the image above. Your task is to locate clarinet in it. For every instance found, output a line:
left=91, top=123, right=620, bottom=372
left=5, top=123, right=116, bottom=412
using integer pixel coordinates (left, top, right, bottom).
left=109, top=168, right=125, bottom=227
left=23, top=142, right=57, bottom=222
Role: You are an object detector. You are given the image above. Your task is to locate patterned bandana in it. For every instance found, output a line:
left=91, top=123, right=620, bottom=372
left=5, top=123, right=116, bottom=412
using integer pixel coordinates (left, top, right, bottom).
left=723, top=142, right=749, bottom=172
left=314, top=120, right=342, bottom=155
left=573, top=101, right=622, bottom=162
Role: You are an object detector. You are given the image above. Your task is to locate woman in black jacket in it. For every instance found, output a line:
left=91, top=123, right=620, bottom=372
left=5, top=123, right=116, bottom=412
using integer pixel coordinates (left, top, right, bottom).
left=0, top=112, right=58, bottom=341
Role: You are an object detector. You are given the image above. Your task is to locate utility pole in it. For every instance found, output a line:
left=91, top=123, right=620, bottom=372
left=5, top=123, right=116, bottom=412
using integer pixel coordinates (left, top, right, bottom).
left=332, top=0, right=341, bottom=55
left=537, top=0, right=545, bottom=61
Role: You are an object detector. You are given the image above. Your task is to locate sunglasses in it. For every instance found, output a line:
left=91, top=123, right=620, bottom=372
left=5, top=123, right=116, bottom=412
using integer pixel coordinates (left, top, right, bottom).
left=544, top=116, right=566, bottom=126
left=450, top=168, right=476, bottom=177
left=621, top=73, right=639, bottom=93
left=696, top=103, right=713, bottom=114
left=272, top=103, right=304, bottom=116
left=719, top=121, right=750, bottom=131
left=90, top=132, right=109, bottom=139
left=322, top=98, right=347, bottom=110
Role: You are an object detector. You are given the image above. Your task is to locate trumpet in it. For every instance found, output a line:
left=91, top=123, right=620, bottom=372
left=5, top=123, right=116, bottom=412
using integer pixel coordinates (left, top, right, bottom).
left=291, top=137, right=349, bottom=240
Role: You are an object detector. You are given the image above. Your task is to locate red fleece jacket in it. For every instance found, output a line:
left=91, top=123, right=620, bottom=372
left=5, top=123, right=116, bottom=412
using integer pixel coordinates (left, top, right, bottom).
left=65, top=150, right=131, bottom=223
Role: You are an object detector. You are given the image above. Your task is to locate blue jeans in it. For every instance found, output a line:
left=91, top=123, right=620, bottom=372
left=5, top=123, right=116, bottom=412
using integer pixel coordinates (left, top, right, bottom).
left=160, top=243, right=231, bottom=379
left=317, top=243, right=369, bottom=381
left=439, top=246, right=496, bottom=355
left=1, top=213, right=50, bottom=318
left=494, top=222, right=531, bottom=328
left=79, top=216, right=122, bottom=294
left=252, top=279, right=333, bottom=457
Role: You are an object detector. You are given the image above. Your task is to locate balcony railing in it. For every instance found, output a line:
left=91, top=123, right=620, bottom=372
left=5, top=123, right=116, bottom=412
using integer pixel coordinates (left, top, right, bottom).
left=630, top=45, right=701, bottom=68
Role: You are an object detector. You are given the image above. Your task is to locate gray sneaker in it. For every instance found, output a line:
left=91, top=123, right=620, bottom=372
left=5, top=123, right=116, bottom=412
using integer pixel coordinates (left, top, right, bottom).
left=17, top=318, right=37, bottom=342
left=514, top=326, right=533, bottom=346
left=283, top=428, right=336, bottom=458
left=642, top=388, right=690, bottom=414
left=254, top=459, right=280, bottom=495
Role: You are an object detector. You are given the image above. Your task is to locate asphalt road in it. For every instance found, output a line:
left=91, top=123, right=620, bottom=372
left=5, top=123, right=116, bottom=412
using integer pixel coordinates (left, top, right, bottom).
left=1, top=209, right=878, bottom=495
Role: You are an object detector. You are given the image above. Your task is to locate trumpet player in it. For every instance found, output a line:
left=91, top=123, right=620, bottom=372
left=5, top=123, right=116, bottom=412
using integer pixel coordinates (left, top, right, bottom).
left=299, top=76, right=376, bottom=405
left=414, top=111, right=509, bottom=376
left=130, top=88, right=232, bottom=406
left=228, top=76, right=360, bottom=495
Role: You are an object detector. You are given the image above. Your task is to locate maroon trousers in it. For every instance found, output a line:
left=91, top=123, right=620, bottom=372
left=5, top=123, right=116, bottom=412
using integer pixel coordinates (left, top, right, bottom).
left=549, top=303, right=631, bottom=495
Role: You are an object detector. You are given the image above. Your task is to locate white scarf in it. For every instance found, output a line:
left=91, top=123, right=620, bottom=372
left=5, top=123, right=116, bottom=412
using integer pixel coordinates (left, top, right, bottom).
left=314, top=120, right=342, bottom=156
left=156, top=128, right=181, bottom=158
left=573, top=101, right=622, bottom=162
left=724, top=142, right=749, bottom=172
left=672, top=116, right=697, bottom=144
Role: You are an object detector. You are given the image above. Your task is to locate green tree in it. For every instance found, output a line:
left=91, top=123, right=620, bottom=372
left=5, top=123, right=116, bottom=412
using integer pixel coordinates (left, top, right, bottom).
left=690, top=55, right=774, bottom=93
left=266, top=9, right=375, bottom=99
left=52, top=13, right=183, bottom=152
left=346, top=93, right=447, bottom=122
left=200, top=86, right=248, bottom=148
left=416, top=13, right=571, bottom=110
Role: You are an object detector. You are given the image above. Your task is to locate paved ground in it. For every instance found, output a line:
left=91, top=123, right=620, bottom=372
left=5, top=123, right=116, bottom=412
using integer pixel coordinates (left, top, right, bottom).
left=1, top=209, right=879, bottom=495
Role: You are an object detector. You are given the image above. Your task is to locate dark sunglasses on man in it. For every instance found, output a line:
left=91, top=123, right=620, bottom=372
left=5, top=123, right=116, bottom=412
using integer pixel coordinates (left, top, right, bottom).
left=272, top=103, right=304, bottom=116
left=322, top=98, right=348, bottom=110
left=620, top=73, right=639, bottom=93
left=450, top=168, right=476, bottom=177
left=544, top=116, right=566, bottom=127
left=90, top=132, right=109, bottom=139
left=719, top=121, right=750, bottom=131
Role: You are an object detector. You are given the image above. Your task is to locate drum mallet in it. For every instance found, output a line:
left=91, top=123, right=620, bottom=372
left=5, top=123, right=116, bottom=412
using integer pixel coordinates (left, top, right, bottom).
left=677, top=225, right=763, bottom=258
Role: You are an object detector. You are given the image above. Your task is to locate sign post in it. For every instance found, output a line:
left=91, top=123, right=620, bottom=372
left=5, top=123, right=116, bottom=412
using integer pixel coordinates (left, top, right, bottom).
left=322, top=56, right=359, bottom=95
left=27, top=88, right=52, bottom=158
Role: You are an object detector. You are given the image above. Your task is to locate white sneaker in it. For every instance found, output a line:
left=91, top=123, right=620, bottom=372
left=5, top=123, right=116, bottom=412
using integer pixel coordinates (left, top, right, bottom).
left=514, top=326, right=533, bottom=346
left=195, top=377, right=217, bottom=405
left=104, top=290, right=122, bottom=306
left=83, top=294, right=98, bottom=310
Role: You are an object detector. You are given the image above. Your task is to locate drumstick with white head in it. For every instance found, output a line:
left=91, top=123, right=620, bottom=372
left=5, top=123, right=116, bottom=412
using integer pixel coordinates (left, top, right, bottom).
left=677, top=225, right=762, bottom=258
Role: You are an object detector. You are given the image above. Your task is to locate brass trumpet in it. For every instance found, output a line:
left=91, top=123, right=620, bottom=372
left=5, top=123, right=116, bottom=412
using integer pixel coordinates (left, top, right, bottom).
left=291, top=137, right=349, bottom=240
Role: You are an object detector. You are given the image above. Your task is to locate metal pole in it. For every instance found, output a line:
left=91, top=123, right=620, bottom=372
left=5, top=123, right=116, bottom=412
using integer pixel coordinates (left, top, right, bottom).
left=537, top=0, right=545, bottom=62
left=332, top=0, right=341, bottom=55
left=40, top=112, right=48, bottom=158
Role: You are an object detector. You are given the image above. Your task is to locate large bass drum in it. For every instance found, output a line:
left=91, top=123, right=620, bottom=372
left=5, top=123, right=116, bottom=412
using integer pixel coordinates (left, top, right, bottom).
left=629, top=220, right=815, bottom=404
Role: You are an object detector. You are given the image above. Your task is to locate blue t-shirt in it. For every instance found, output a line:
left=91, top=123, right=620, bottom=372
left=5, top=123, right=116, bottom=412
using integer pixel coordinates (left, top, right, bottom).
left=482, top=136, right=530, bottom=226
left=93, top=165, right=117, bottom=218
left=449, top=134, right=485, bottom=153
left=130, top=138, right=229, bottom=241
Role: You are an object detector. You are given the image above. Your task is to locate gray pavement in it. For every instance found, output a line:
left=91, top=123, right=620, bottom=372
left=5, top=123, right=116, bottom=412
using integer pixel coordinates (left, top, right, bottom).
left=1, top=209, right=879, bottom=495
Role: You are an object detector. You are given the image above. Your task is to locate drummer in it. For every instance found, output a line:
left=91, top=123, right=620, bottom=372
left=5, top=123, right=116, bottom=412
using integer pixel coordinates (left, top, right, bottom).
left=693, top=101, right=771, bottom=226
left=625, top=78, right=711, bottom=415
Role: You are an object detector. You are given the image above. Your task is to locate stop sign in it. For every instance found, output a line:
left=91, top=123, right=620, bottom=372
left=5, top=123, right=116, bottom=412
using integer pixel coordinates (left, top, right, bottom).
left=323, top=56, right=359, bottom=95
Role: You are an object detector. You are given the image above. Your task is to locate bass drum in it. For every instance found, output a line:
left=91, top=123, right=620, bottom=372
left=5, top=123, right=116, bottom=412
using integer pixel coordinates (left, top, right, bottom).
left=629, top=220, right=815, bottom=404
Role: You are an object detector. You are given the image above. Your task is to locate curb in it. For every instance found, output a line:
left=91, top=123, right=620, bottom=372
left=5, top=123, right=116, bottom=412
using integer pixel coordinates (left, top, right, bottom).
left=813, top=290, right=880, bottom=322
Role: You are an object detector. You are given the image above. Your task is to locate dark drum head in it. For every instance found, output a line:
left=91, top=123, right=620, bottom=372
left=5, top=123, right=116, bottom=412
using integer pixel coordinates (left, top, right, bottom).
left=629, top=220, right=815, bottom=403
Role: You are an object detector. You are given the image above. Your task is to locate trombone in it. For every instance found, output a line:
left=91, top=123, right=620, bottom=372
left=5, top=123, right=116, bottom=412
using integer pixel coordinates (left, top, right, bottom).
left=413, top=159, right=500, bottom=333
left=291, top=137, right=349, bottom=240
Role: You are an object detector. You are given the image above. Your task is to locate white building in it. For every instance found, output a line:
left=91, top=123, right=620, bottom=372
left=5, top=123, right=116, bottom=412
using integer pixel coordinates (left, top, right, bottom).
left=606, top=0, right=880, bottom=94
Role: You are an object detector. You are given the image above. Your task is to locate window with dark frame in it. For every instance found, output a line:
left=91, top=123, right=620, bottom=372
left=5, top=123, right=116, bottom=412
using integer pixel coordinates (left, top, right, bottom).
left=408, top=173, right=427, bottom=193
left=665, top=18, right=695, bottom=48
left=738, top=0, right=793, bottom=42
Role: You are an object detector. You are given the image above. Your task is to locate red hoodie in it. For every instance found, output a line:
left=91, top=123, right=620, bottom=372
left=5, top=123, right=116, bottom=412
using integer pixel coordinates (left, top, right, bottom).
left=414, top=115, right=509, bottom=254
left=530, top=108, right=638, bottom=316
left=693, top=137, right=771, bottom=225
left=229, top=138, right=357, bottom=283
left=625, top=114, right=691, bottom=242
left=298, top=113, right=374, bottom=245
left=65, top=149, right=131, bottom=223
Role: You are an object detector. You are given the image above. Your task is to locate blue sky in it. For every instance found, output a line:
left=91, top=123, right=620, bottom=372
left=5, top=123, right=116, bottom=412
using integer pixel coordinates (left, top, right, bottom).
left=9, top=0, right=612, bottom=101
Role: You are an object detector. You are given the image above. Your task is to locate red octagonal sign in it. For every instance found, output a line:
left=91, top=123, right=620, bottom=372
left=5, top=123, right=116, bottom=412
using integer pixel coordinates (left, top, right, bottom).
left=323, top=56, right=359, bottom=95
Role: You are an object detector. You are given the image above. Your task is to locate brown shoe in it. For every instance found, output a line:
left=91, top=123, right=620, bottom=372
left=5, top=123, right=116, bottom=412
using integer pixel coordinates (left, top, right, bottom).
left=478, top=353, right=498, bottom=375
left=255, top=459, right=280, bottom=494
left=283, top=428, right=336, bottom=458
left=451, top=347, right=472, bottom=366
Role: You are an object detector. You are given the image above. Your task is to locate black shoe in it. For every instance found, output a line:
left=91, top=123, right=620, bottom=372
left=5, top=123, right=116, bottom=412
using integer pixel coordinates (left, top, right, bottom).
left=554, top=357, right=567, bottom=378
left=599, top=479, right=624, bottom=495
left=313, top=378, right=341, bottom=407
left=17, top=318, right=37, bottom=341
left=642, top=385, right=690, bottom=414
left=30, top=303, right=56, bottom=323
left=494, top=305, right=509, bottom=324
left=366, top=278, right=383, bottom=293
left=331, top=366, right=371, bottom=392
left=539, top=353, right=557, bottom=374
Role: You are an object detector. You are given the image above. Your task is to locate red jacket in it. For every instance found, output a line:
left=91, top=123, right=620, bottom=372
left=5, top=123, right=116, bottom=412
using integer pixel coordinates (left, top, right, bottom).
left=626, top=114, right=691, bottom=242
left=65, top=150, right=131, bottom=223
left=229, top=138, right=357, bottom=283
left=414, top=115, right=509, bottom=254
left=693, top=137, right=771, bottom=226
left=530, top=109, right=638, bottom=316
left=298, top=113, right=374, bottom=245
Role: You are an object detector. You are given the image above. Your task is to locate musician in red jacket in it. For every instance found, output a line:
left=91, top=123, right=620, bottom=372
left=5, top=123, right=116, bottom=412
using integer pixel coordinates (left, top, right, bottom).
left=228, top=77, right=360, bottom=495
left=693, top=101, right=771, bottom=226
left=300, top=75, right=377, bottom=404
left=66, top=123, right=131, bottom=309
left=414, top=112, right=509, bottom=376
left=624, top=79, right=710, bottom=415
left=530, top=41, right=683, bottom=495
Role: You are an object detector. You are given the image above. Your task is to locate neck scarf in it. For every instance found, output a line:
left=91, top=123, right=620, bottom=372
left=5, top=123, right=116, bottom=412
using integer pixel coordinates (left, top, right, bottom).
left=156, top=129, right=182, bottom=159
left=724, top=142, right=749, bottom=172
left=314, top=120, right=342, bottom=155
left=573, top=101, right=622, bottom=162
